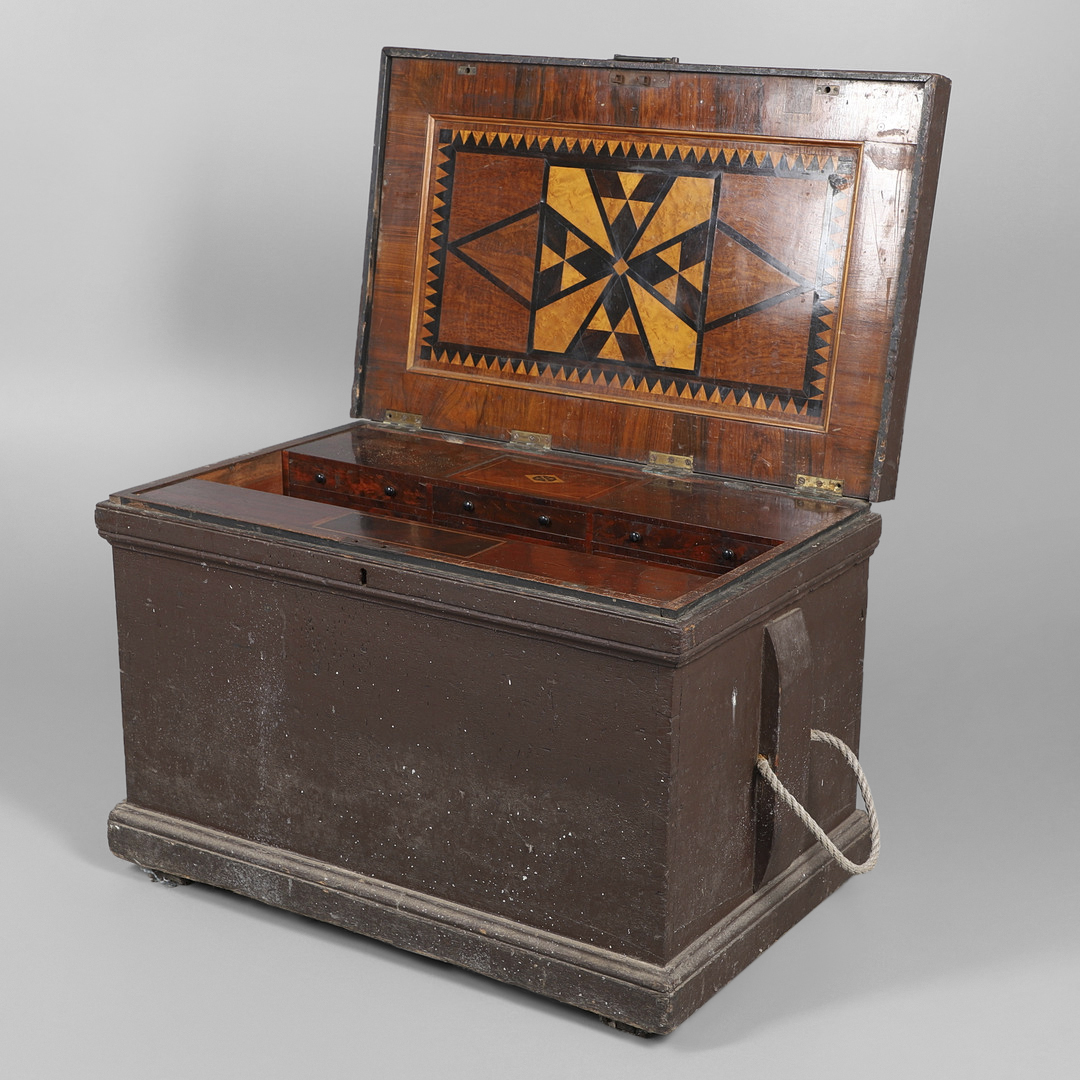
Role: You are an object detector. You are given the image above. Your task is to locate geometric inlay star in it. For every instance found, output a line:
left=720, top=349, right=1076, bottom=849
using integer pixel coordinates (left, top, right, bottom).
left=532, top=168, right=714, bottom=370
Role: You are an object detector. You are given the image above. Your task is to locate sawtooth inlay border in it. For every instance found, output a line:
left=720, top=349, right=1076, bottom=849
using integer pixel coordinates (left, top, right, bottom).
left=411, top=118, right=861, bottom=429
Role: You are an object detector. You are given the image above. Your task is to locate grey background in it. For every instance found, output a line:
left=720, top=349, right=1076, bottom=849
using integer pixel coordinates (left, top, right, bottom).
left=2, top=2, right=1076, bottom=1076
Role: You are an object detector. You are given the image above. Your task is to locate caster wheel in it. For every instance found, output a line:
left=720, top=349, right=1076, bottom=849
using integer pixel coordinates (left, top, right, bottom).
left=599, top=1016, right=657, bottom=1038
left=139, top=866, right=192, bottom=888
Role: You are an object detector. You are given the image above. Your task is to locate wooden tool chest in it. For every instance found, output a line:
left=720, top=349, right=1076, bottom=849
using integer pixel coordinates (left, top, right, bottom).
left=97, top=49, right=948, bottom=1033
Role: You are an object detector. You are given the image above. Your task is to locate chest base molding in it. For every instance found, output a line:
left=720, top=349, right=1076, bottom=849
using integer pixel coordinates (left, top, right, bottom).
left=107, top=801, right=870, bottom=1035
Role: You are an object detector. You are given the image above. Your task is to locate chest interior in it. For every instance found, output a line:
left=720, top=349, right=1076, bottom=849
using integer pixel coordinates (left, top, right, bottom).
left=134, top=424, right=860, bottom=611
left=116, top=54, right=947, bottom=612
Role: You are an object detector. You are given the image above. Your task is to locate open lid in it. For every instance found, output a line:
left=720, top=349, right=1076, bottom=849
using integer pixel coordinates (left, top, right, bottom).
left=352, top=50, right=949, bottom=501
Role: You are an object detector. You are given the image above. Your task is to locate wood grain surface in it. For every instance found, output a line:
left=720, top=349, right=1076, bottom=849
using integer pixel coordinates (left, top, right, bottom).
left=352, top=51, right=949, bottom=502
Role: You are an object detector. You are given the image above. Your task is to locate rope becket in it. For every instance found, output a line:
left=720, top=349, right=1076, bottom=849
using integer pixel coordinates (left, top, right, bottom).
left=755, top=729, right=880, bottom=875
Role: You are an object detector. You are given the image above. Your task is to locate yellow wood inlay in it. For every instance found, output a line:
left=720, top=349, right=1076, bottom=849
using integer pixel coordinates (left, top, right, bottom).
left=561, top=263, right=585, bottom=290
left=601, top=198, right=627, bottom=227
left=547, top=167, right=612, bottom=253
left=533, top=276, right=608, bottom=353
left=589, top=307, right=612, bottom=331
left=635, top=176, right=713, bottom=256
left=660, top=243, right=682, bottom=273
left=565, top=233, right=589, bottom=259
left=682, top=262, right=705, bottom=291
left=654, top=277, right=679, bottom=304
left=628, top=278, right=696, bottom=370
left=597, top=334, right=624, bottom=361
left=618, top=171, right=644, bottom=198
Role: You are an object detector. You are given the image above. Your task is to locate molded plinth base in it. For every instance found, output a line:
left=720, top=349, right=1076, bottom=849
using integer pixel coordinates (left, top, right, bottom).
left=108, top=802, right=869, bottom=1033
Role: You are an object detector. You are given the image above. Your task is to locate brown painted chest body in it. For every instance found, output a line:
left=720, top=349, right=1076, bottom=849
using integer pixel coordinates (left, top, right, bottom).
left=97, top=50, right=948, bottom=1034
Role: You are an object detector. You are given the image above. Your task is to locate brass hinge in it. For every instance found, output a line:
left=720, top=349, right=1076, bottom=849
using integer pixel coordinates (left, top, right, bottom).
left=508, top=429, right=552, bottom=451
left=795, top=473, right=844, bottom=497
left=384, top=410, right=422, bottom=431
left=645, top=451, right=694, bottom=475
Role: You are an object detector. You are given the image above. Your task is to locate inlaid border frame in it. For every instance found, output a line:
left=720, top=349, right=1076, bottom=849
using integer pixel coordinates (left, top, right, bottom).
left=403, top=115, right=863, bottom=433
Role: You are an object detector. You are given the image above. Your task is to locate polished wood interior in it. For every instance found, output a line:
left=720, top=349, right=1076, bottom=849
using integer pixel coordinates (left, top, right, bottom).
left=108, top=56, right=944, bottom=609
left=124, top=424, right=861, bottom=609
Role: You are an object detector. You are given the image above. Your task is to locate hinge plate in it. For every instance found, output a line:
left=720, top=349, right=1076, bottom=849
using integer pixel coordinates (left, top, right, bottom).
left=645, top=451, right=694, bottom=475
left=384, top=410, right=422, bottom=431
left=795, top=473, right=844, bottom=497
left=508, top=429, right=552, bottom=451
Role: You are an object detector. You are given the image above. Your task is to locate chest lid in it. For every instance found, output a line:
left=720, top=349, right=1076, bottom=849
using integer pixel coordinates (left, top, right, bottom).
left=352, top=49, right=949, bottom=501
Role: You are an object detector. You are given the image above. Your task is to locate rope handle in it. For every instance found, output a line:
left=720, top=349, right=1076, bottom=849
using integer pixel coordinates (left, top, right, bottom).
left=756, top=729, right=880, bottom=875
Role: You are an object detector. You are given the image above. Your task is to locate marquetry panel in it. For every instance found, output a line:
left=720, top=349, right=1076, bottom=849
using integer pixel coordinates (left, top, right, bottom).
left=409, top=120, right=859, bottom=430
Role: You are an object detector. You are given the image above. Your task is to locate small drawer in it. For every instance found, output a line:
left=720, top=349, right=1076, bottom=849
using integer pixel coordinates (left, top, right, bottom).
left=287, top=455, right=427, bottom=509
left=432, top=487, right=589, bottom=540
left=593, top=516, right=773, bottom=569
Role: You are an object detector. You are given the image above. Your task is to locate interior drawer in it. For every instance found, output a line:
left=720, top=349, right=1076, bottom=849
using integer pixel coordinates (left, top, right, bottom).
left=432, top=486, right=589, bottom=541
left=287, top=454, right=429, bottom=510
left=593, top=516, right=775, bottom=570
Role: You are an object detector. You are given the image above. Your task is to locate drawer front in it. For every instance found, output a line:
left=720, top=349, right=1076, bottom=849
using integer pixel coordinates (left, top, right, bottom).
left=593, top=516, right=774, bottom=569
left=287, top=455, right=429, bottom=510
left=432, top=486, right=589, bottom=541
